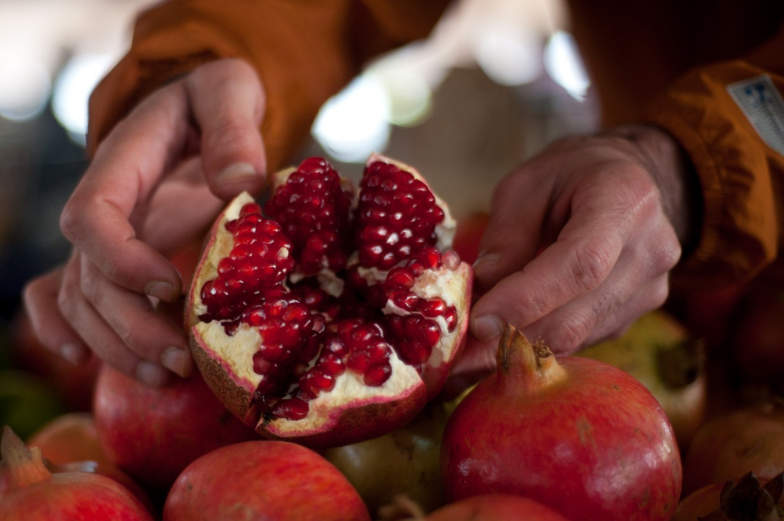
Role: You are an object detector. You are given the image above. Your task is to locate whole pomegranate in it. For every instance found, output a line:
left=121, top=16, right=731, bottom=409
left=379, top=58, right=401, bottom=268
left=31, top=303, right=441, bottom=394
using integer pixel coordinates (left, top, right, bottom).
left=673, top=473, right=783, bottom=521
left=0, top=426, right=153, bottom=521
left=10, top=311, right=101, bottom=411
left=93, top=364, right=257, bottom=490
left=26, top=413, right=150, bottom=508
left=578, top=310, right=706, bottom=448
left=323, top=401, right=450, bottom=515
left=28, top=413, right=108, bottom=466
left=683, top=403, right=784, bottom=494
left=424, top=494, right=570, bottom=521
left=732, top=286, right=784, bottom=382
left=187, top=155, right=472, bottom=447
left=441, top=325, right=682, bottom=521
left=163, top=440, right=370, bottom=521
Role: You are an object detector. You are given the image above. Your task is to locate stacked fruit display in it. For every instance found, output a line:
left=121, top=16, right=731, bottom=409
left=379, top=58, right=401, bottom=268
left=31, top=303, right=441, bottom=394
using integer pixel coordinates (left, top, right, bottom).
left=3, top=155, right=784, bottom=520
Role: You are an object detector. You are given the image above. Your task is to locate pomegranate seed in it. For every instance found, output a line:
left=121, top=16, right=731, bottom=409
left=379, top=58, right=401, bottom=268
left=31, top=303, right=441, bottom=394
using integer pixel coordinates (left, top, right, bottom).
left=347, top=352, right=371, bottom=373
left=273, top=398, right=309, bottom=420
left=364, top=363, right=392, bottom=386
left=257, top=342, right=291, bottom=363
left=253, top=351, right=274, bottom=375
left=318, top=353, right=345, bottom=376
left=298, top=370, right=335, bottom=399
left=398, top=340, right=430, bottom=365
left=421, top=298, right=446, bottom=317
left=445, top=307, right=458, bottom=331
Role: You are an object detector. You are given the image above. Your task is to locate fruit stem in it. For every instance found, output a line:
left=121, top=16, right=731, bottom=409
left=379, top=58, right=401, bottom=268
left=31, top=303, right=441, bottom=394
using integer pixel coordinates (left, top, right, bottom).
left=497, top=324, right=567, bottom=390
left=1, top=426, right=52, bottom=490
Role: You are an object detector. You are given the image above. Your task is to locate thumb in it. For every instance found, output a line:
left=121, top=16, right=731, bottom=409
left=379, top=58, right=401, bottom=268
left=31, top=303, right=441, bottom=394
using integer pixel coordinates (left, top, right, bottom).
left=186, top=59, right=267, bottom=200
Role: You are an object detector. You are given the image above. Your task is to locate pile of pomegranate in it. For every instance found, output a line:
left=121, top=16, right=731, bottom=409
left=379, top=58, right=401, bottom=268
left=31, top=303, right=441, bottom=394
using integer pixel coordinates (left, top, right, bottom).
left=9, top=154, right=784, bottom=521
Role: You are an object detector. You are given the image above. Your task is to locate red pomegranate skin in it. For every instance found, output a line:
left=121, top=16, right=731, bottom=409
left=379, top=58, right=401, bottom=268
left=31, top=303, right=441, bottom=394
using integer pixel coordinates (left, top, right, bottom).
left=163, top=440, right=370, bottom=521
left=442, top=346, right=682, bottom=521
left=0, top=472, right=153, bottom=521
left=426, top=494, right=570, bottom=521
left=93, top=365, right=257, bottom=490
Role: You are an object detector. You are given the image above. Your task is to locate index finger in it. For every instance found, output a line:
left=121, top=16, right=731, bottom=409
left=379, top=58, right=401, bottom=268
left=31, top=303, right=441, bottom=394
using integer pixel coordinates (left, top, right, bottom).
left=60, top=83, right=191, bottom=300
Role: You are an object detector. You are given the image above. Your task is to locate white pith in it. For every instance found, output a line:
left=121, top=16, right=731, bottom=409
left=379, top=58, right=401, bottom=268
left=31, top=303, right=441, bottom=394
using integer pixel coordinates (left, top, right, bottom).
left=264, top=350, right=422, bottom=435
left=190, top=155, right=470, bottom=430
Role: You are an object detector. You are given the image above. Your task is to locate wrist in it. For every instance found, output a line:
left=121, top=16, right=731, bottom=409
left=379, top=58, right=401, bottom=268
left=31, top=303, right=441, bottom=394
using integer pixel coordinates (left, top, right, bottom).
left=605, top=124, right=702, bottom=256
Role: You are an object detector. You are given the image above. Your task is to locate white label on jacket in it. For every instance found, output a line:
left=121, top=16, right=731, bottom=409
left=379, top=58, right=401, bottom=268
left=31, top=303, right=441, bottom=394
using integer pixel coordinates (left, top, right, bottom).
left=727, top=74, right=784, bottom=156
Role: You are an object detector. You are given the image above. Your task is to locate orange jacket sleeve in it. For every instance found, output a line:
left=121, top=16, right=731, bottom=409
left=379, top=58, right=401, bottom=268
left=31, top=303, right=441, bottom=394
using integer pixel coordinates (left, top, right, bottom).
left=86, top=0, right=451, bottom=170
left=645, top=25, right=784, bottom=288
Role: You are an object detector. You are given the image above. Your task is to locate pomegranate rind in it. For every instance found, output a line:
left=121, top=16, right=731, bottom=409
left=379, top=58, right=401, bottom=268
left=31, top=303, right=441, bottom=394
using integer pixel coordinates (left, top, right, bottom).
left=188, top=192, right=262, bottom=424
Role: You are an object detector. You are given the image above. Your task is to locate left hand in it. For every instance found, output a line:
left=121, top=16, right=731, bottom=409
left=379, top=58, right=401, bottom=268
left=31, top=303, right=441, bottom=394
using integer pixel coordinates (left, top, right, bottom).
left=451, top=125, right=698, bottom=382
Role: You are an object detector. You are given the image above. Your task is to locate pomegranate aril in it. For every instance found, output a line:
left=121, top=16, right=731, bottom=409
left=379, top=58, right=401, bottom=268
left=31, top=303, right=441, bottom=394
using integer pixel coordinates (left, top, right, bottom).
left=318, top=353, right=345, bottom=376
left=398, top=340, right=430, bottom=365
left=420, top=298, right=446, bottom=317
left=347, top=352, right=371, bottom=373
left=364, top=364, right=392, bottom=386
left=445, top=307, right=458, bottom=331
left=273, top=398, right=309, bottom=421
left=298, top=370, right=335, bottom=399
left=257, top=343, right=290, bottom=363
left=253, top=351, right=275, bottom=375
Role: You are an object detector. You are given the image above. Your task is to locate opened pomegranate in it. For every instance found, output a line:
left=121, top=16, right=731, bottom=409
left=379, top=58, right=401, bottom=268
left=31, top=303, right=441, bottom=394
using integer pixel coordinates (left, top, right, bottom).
left=93, top=365, right=257, bottom=490
left=683, top=403, right=784, bottom=495
left=442, top=325, right=682, bottom=521
left=0, top=426, right=153, bottom=521
left=163, top=440, right=370, bottom=521
left=187, top=155, right=471, bottom=446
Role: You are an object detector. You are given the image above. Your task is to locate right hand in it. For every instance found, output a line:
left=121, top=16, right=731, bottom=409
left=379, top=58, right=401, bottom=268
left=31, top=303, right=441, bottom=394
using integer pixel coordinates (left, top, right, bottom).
left=23, top=58, right=267, bottom=386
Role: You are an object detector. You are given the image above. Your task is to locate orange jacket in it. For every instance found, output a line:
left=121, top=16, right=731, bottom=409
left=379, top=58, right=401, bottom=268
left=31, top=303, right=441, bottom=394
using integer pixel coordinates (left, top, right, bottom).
left=87, top=0, right=784, bottom=289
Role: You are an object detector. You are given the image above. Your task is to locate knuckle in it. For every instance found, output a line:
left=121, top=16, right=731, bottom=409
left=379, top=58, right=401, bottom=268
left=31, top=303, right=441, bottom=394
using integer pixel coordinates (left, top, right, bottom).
left=654, top=230, right=682, bottom=272
left=552, top=315, right=591, bottom=353
left=511, top=290, right=550, bottom=326
left=648, top=279, right=670, bottom=309
left=22, top=278, right=44, bottom=308
left=59, top=199, right=81, bottom=240
left=571, top=241, right=613, bottom=293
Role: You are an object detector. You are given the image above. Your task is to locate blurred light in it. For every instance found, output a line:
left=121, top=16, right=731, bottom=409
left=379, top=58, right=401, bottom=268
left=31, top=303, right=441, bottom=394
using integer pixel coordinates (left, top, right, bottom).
left=474, top=23, right=542, bottom=86
left=544, top=30, right=590, bottom=101
left=376, top=68, right=432, bottom=127
left=311, top=73, right=390, bottom=163
left=52, top=52, right=117, bottom=145
left=0, top=47, right=51, bottom=121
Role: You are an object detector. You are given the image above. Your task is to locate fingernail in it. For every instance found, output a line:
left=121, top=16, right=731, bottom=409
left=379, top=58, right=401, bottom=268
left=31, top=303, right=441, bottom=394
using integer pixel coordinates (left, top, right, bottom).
left=473, top=252, right=500, bottom=277
left=60, top=343, right=86, bottom=365
left=160, top=346, right=193, bottom=378
left=145, top=281, right=178, bottom=301
left=136, top=361, right=169, bottom=387
left=471, top=314, right=504, bottom=342
left=216, top=162, right=257, bottom=185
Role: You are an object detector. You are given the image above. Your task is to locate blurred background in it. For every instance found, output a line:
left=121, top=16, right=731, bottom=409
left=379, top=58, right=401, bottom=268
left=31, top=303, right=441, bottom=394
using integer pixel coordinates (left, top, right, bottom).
left=0, top=0, right=597, bottom=435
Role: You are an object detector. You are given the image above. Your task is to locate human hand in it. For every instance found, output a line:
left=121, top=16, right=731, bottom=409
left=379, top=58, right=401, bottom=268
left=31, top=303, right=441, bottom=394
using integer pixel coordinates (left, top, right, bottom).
left=23, top=59, right=267, bottom=386
left=453, top=125, right=698, bottom=379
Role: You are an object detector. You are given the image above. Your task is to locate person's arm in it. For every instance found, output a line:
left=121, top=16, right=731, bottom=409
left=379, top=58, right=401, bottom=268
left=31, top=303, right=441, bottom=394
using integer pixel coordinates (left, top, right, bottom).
left=644, top=24, right=784, bottom=288
left=88, top=0, right=452, bottom=168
